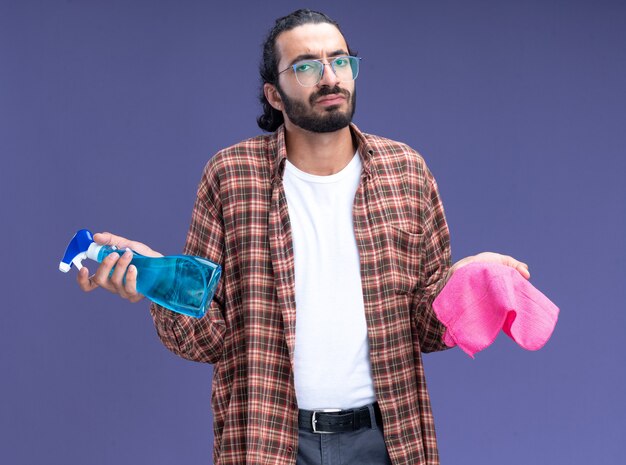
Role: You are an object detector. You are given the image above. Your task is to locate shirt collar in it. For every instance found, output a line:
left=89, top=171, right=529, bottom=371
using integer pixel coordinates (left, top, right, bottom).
left=270, top=123, right=375, bottom=185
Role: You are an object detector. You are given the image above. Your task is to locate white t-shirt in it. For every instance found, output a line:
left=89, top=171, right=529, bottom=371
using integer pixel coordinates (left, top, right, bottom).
left=283, top=153, right=376, bottom=410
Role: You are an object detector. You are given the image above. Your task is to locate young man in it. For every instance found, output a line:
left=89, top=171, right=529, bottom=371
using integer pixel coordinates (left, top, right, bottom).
left=78, top=9, right=529, bottom=465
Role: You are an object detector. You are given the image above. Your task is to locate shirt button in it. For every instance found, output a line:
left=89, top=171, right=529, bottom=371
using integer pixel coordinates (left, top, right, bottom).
left=287, top=446, right=294, bottom=454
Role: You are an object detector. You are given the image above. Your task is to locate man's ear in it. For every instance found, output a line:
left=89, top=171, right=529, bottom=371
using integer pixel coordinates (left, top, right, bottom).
left=264, top=83, right=283, bottom=111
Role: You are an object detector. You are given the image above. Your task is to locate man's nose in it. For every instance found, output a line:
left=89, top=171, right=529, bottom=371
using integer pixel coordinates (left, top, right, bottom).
left=318, top=62, right=339, bottom=86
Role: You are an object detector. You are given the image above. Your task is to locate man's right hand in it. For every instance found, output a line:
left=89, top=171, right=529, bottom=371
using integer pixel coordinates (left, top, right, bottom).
left=77, top=232, right=163, bottom=303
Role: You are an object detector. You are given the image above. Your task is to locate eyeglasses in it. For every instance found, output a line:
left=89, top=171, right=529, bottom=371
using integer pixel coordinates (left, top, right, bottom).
left=278, top=56, right=362, bottom=87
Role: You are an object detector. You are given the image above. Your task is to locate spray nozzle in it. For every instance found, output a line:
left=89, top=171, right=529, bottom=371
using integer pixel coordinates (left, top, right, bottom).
left=59, top=229, right=95, bottom=272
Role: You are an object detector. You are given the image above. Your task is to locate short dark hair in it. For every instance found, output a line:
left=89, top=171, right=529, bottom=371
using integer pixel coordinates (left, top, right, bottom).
left=256, top=9, right=354, bottom=132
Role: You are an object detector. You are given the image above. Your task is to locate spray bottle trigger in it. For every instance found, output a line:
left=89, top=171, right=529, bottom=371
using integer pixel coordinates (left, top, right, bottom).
left=71, top=255, right=85, bottom=271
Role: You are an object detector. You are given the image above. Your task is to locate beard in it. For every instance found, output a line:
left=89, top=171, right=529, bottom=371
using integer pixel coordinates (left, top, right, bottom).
left=276, top=84, right=356, bottom=133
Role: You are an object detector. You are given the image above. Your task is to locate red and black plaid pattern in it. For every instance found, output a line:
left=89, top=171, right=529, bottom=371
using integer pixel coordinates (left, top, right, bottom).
left=150, top=124, right=452, bottom=465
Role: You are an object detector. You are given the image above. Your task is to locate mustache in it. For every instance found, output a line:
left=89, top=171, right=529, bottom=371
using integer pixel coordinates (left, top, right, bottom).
left=309, top=86, right=351, bottom=104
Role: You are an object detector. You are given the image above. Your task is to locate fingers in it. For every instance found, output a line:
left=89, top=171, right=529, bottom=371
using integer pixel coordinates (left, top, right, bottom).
left=77, top=266, right=98, bottom=292
left=516, top=261, right=531, bottom=280
left=82, top=249, right=144, bottom=302
left=108, top=249, right=136, bottom=299
left=75, top=231, right=153, bottom=304
left=93, top=232, right=162, bottom=258
left=125, top=265, right=144, bottom=303
left=91, top=251, right=120, bottom=290
left=93, top=231, right=125, bottom=247
left=453, top=252, right=531, bottom=280
left=498, top=254, right=531, bottom=280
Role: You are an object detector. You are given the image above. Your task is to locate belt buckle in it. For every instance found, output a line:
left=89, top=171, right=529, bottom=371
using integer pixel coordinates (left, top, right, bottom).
left=311, top=408, right=341, bottom=434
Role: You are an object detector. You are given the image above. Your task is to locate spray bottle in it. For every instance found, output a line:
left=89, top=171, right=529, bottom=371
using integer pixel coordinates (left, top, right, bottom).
left=59, top=229, right=221, bottom=318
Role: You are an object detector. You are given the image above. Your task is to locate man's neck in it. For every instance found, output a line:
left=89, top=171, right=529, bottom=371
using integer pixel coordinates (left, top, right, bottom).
left=284, top=124, right=356, bottom=176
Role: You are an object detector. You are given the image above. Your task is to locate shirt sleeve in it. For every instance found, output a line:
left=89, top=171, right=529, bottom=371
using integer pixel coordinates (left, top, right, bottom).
left=412, top=167, right=452, bottom=353
left=149, top=160, right=226, bottom=364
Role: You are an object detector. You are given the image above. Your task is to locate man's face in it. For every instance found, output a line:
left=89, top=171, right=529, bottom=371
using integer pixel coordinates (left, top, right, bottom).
left=273, top=23, right=356, bottom=133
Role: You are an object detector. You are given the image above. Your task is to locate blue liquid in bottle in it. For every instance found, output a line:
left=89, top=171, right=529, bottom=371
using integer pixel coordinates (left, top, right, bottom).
left=97, top=246, right=221, bottom=318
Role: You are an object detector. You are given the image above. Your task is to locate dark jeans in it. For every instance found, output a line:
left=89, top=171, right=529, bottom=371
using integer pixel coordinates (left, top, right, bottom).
left=296, top=410, right=392, bottom=465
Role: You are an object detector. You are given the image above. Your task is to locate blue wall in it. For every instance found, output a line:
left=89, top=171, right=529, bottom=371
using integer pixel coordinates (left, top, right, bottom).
left=1, top=1, right=624, bottom=463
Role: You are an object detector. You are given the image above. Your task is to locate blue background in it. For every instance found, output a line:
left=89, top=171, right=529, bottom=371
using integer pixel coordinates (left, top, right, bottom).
left=2, top=0, right=625, bottom=463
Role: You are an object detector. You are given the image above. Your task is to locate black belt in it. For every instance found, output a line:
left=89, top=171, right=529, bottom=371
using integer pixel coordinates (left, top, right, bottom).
left=298, top=402, right=383, bottom=434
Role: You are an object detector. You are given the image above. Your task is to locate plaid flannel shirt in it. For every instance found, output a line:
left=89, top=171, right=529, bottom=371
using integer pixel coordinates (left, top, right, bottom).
left=150, top=123, right=452, bottom=465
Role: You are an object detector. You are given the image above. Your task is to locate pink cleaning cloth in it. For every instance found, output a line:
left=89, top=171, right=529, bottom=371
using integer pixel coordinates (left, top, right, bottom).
left=433, top=262, right=559, bottom=358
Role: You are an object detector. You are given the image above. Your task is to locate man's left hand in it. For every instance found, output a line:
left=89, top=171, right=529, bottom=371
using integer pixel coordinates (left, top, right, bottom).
left=450, top=252, right=530, bottom=280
